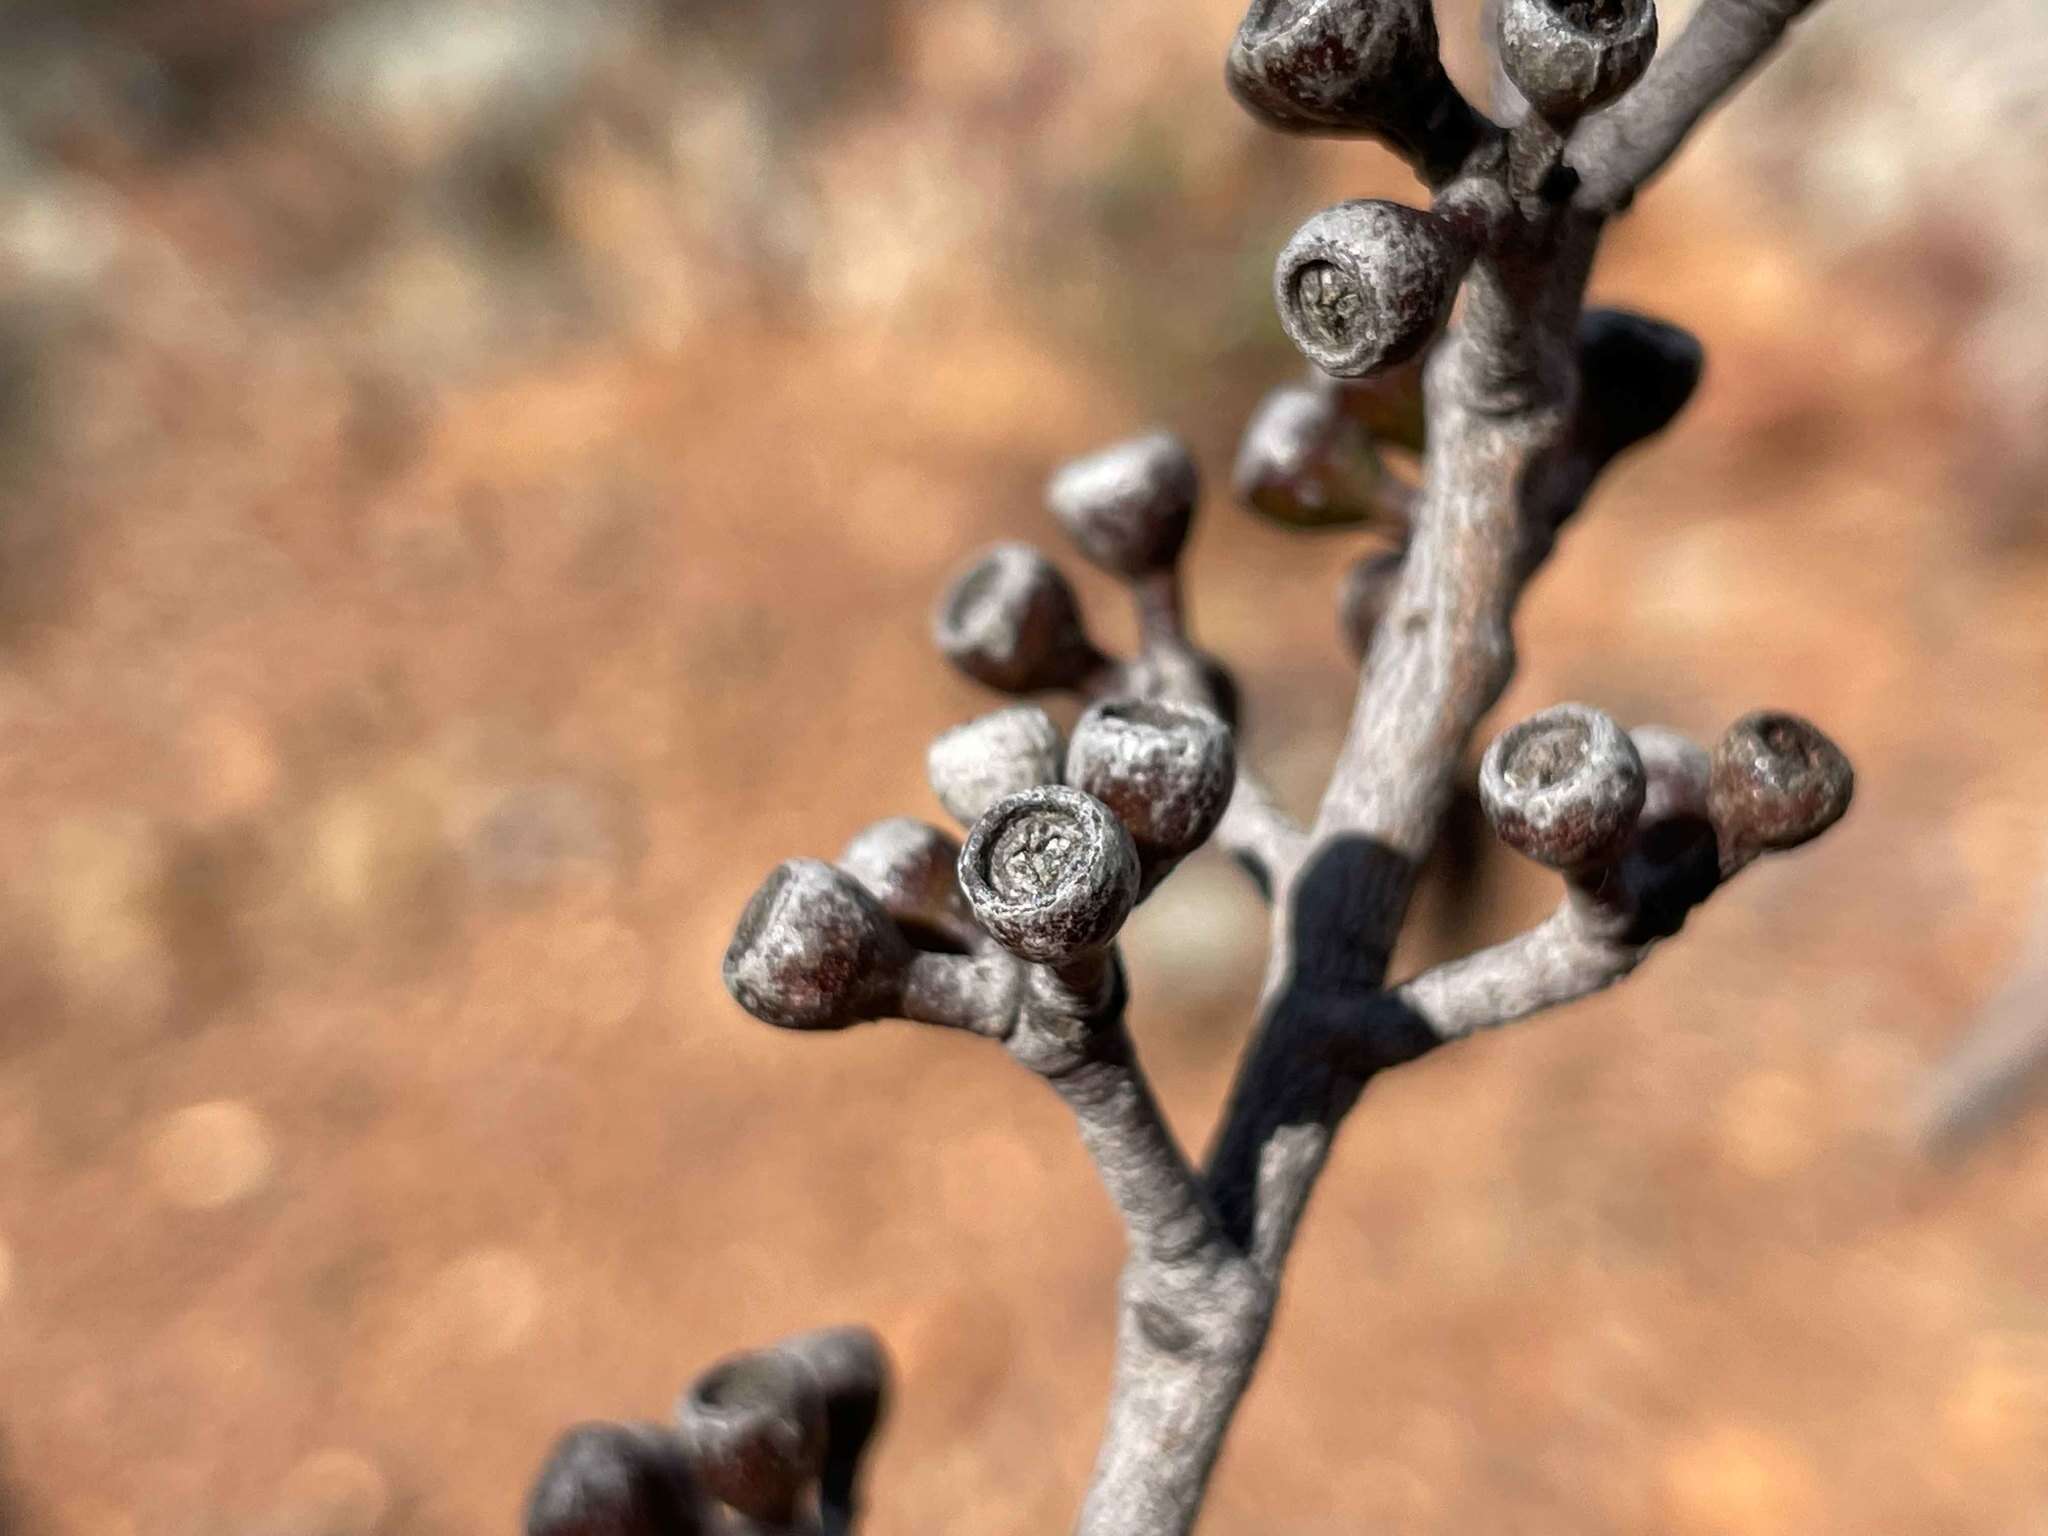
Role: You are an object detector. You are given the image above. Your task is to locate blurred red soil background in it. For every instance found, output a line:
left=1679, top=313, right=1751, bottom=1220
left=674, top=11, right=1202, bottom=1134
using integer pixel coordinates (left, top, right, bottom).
left=0, top=2, right=2044, bottom=1532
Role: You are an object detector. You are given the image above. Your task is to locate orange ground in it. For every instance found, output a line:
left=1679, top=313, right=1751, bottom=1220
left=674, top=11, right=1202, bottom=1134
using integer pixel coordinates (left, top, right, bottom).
left=1, top=4, right=2045, bottom=1532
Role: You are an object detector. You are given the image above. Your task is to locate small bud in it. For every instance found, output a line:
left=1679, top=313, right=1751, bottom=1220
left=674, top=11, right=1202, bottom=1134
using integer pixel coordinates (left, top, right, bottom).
left=1065, top=699, right=1237, bottom=893
left=677, top=1350, right=826, bottom=1525
left=524, top=1423, right=700, bottom=1536
left=1708, top=711, right=1853, bottom=861
left=1480, top=703, right=1646, bottom=871
left=1275, top=201, right=1466, bottom=379
left=1577, top=309, right=1704, bottom=464
left=1496, top=0, right=1658, bottom=123
left=838, top=819, right=977, bottom=952
left=1338, top=545, right=1404, bottom=659
left=1226, top=0, right=1479, bottom=180
left=1232, top=384, right=1389, bottom=529
left=723, top=859, right=909, bottom=1030
left=1047, top=431, right=1198, bottom=578
left=933, top=543, right=1103, bottom=694
left=958, top=786, right=1141, bottom=965
left=927, top=705, right=1065, bottom=828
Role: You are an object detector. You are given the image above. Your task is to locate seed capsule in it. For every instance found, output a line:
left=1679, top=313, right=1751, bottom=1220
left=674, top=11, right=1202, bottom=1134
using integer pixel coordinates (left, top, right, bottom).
left=1479, top=703, right=1646, bottom=871
left=933, top=543, right=1102, bottom=694
left=676, top=1349, right=826, bottom=1525
left=958, top=786, right=1141, bottom=965
left=1233, top=383, right=1390, bottom=529
left=926, top=705, right=1065, bottom=828
left=722, top=859, right=909, bottom=1030
left=1275, top=200, right=1466, bottom=378
left=1065, top=698, right=1237, bottom=893
left=1227, top=0, right=1480, bottom=181
left=1047, top=431, right=1199, bottom=578
left=838, top=819, right=977, bottom=952
left=524, top=1423, right=700, bottom=1536
left=1577, top=308, right=1704, bottom=464
left=1708, top=711, right=1854, bottom=862
left=1496, top=0, right=1658, bottom=123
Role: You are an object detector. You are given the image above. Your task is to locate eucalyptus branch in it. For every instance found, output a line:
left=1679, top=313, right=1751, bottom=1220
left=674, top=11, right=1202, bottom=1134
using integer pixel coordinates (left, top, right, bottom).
left=547, top=3, right=1865, bottom=1532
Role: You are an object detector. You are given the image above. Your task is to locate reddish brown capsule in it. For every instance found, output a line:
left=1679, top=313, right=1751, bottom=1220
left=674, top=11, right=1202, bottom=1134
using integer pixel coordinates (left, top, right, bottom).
left=1480, top=704, right=1646, bottom=871
left=1708, top=711, right=1854, bottom=861
left=524, top=1422, right=700, bottom=1536
left=722, top=859, right=909, bottom=1030
left=1065, top=698, right=1237, bottom=894
left=676, top=1349, right=826, bottom=1525
left=933, top=543, right=1103, bottom=694
left=1275, top=201, right=1466, bottom=378
left=1047, top=431, right=1198, bottom=578
left=1497, top=0, right=1658, bottom=122
left=958, top=786, right=1141, bottom=965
